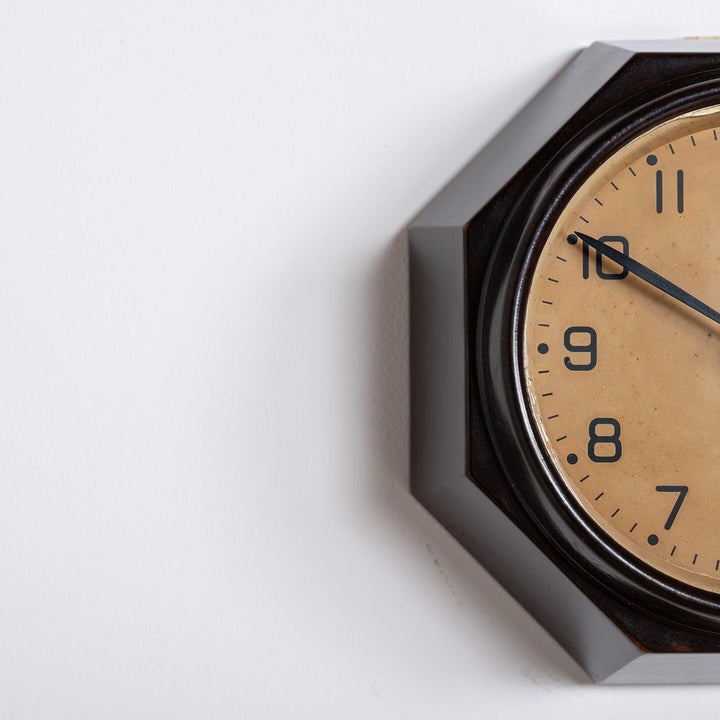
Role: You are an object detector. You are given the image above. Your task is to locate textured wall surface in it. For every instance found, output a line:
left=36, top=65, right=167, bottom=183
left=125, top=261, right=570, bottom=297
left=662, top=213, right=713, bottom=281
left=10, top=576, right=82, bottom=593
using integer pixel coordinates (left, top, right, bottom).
left=1, top=2, right=718, bottom=717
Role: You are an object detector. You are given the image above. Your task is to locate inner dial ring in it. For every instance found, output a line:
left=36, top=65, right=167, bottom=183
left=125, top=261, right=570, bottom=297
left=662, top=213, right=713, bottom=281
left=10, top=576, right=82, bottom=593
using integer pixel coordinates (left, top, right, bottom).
left=524, top=104, right=720, bottom=594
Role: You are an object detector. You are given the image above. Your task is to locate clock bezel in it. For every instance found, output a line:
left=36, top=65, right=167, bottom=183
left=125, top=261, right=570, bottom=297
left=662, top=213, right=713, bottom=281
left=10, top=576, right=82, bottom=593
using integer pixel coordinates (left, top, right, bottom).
left=479, top=75, right=720, bottom=632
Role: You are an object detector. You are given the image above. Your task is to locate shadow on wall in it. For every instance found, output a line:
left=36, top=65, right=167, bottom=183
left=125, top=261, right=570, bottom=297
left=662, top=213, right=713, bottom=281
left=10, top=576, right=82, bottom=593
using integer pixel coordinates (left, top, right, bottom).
left=367, top=225, right=590, bottom=687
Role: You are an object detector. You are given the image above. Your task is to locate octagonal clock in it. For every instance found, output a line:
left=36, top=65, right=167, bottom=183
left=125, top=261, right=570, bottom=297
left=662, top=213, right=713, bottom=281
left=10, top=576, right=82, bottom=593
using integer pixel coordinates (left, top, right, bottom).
left=410, top=39, right=720, bottom=683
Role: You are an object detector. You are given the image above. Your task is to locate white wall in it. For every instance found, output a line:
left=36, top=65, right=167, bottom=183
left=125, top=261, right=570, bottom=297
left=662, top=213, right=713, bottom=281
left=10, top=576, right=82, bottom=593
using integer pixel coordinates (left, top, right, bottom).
left=0, top=1, right=718, bottom=717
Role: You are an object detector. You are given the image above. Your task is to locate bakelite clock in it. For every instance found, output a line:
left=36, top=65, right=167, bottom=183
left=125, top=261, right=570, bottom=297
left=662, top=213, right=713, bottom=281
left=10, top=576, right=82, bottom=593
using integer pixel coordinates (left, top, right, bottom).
left=410, top=40, right=720, bottom=683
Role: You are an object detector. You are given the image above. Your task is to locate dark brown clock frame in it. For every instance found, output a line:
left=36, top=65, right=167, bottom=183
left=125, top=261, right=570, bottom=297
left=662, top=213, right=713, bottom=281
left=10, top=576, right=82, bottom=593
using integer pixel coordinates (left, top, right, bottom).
left=409, top=40, right=720, bottom=684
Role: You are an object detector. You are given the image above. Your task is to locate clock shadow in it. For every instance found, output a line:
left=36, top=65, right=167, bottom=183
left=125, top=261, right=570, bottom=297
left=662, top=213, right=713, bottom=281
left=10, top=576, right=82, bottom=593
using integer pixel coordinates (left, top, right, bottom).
left=367, top=230, right=591, bottom=688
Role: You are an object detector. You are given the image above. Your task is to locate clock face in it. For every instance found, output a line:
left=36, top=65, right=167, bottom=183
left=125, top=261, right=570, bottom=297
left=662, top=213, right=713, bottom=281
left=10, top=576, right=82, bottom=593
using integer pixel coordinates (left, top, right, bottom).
left=523, top=104, right=720, bottom=594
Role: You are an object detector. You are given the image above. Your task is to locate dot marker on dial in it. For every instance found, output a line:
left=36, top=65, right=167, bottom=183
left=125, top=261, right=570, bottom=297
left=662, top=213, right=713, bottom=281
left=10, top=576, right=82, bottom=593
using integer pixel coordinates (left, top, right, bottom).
left=567, top=453, right=578, bottom=465
left=648, top=534, right=659, bottom=546
left=537, top=343, right=549, bottom=354
left=567, top=233, right=578, bottom=244
left=646, top=154, right=658, bottom=166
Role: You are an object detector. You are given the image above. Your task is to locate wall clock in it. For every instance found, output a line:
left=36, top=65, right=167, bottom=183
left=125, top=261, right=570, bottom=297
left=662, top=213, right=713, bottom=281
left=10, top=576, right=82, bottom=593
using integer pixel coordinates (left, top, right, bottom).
left=409, top=39, right=720, bottom=683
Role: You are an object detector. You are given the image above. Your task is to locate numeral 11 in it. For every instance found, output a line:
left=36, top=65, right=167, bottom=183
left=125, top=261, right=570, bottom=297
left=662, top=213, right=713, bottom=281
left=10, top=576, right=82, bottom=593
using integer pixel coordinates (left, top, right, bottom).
left=655, top=169, right=684, bottom=214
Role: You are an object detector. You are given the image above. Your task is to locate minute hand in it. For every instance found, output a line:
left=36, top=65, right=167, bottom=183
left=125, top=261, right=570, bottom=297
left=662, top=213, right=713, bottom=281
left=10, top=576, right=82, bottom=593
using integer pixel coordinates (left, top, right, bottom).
left=575, top=231, right=720, bottom=325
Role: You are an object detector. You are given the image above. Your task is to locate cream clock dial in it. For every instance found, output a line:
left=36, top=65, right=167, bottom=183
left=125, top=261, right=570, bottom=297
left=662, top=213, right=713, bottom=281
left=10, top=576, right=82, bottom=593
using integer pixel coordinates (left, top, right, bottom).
left=524, top=105, right=720, bottom=593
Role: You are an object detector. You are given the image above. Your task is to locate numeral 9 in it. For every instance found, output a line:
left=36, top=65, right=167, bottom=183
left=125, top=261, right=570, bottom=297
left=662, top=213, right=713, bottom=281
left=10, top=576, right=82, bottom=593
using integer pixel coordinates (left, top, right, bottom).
left=564, top=326, right=597, bottom=371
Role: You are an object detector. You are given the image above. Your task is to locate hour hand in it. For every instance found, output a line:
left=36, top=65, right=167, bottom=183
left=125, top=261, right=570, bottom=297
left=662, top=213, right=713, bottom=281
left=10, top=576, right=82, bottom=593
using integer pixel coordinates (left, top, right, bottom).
left=574, top=231, right=720, bottom=326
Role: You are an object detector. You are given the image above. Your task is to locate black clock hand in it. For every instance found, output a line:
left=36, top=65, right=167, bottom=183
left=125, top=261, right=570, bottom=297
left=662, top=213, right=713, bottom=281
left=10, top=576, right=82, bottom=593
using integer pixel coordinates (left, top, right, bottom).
left=575, top=231, right=720, bottom=325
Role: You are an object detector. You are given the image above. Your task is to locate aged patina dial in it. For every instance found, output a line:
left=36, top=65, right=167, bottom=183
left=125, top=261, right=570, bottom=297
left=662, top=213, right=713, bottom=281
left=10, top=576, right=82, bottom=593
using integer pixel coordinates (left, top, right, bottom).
left=524, top=105, right=720, bottom=594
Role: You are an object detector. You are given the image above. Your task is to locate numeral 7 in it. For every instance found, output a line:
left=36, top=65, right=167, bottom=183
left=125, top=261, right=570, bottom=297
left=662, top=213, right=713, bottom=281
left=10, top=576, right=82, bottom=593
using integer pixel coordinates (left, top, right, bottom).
left=655, top=485, right=688, bottom=530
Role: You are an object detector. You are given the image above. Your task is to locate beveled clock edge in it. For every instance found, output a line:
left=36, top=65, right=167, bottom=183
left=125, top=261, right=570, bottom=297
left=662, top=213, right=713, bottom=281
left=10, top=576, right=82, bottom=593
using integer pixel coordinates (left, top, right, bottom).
left=601, top=652, right=720, bottom=685
left=411, top=42, right=635, bottom=230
